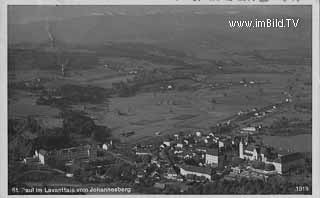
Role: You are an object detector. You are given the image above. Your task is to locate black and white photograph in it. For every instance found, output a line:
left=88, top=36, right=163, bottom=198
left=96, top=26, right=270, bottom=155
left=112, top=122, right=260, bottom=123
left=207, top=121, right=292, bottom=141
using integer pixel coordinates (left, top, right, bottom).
left=3, top=0, right=319, bottom=196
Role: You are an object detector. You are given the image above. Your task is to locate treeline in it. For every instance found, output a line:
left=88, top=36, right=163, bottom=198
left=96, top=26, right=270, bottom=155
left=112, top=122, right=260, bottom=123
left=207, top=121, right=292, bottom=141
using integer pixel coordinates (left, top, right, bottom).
left=9, top=111, right=112, bottom=159
left=74, top=162, right=136, bottom=183
left=34, top=113, right=111, bottom=150
left=210, top=122, right=236, bottom=135
left=33, top=128, right=75, bottom=151
left=61, top=111, right=112, bottom=142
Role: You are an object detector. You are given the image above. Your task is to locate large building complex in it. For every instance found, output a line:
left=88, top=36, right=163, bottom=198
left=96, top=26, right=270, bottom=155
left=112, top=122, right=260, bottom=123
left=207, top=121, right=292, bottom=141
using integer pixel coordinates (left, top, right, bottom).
left=36, top=144, right=98, bottom=165
left=179, top=164, right=212, bottom=180
left=239, top=140, right=304, bottom=174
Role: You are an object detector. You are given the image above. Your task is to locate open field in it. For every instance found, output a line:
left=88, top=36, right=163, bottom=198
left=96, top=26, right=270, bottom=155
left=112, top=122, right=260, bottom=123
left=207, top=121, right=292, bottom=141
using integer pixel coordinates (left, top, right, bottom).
left=9, top=90, right=60, bottom=118
left=8, top=45, right=311, bottom=145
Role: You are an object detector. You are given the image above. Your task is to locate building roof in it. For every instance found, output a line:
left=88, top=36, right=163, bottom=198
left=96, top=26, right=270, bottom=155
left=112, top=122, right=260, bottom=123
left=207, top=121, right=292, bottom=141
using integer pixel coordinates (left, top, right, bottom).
left=206, top=148, right=219, bottom=156
left=167, top=168, right=177, bottom=175
left=255, top=147, right=261, bottom=153
left=153, top=183, right=165, bottom=189
left=277, top=149, right=291, bottom=156
left=245, top=144, right=257, bottom=152
left=243, top=152, right=253, bottom=156
left=260, top=147, right=268, bottom=155
left=241, top=127, right=256, bottom=132
left=39, top=149, right=47, bottom=155
left=180, top=164, right=212, bottom=175
left=136, top=148, right=152, bottom=154
left=196, top=146, right=207, bottom=152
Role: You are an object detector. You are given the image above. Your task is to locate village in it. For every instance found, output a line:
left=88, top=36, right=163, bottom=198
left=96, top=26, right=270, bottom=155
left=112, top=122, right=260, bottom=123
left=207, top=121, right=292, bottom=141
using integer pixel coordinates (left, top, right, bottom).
left=20, top=124, right=308, bottom=193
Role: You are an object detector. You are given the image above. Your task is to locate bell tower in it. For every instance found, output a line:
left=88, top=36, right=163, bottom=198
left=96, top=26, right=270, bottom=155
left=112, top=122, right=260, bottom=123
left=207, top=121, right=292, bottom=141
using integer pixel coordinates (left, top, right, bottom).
left=239, top=139, right=244, bottom=159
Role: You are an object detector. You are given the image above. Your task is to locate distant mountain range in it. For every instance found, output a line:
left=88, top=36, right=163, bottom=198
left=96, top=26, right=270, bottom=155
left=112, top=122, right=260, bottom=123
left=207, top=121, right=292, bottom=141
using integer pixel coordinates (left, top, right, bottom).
left=8, top=6, right=311, bottom=55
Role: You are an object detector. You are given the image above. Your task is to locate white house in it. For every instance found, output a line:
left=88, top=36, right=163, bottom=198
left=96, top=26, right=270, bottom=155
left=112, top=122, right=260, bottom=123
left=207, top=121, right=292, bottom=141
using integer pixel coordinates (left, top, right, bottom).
left=102, top=144, right=109, bottom=151
left=163, top=141, right=171, bottom=147
left=218, top=141, right=224, bottom=148
left=135, top=148, right=152, bottom=156
left=38, top=149, right=48, bottom=165
left=176, top=143, right=183, bottom=148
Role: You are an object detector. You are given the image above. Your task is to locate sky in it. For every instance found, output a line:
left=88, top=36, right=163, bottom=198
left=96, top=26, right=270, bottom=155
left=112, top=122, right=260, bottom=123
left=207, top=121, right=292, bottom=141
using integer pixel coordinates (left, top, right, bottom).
left=7, top=5, right=311, bottom=54
left=8, top=5, right=311, bottom=25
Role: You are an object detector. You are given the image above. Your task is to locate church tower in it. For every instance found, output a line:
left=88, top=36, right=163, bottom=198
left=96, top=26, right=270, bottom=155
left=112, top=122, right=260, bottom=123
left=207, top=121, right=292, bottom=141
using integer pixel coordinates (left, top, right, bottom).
left=239, top=140, right=244, bottom=159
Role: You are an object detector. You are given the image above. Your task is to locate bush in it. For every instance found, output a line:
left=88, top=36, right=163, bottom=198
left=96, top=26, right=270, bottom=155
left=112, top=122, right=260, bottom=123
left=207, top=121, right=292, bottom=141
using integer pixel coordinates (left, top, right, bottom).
left=34, top=133, right=74, bottom=150
left=92, top=125, right=112, bottom=142
left=63, top=112, right=95, bottom=136
left=62, top=111, right=112, bottom=142
left=112, top=81, right=137, bottom=97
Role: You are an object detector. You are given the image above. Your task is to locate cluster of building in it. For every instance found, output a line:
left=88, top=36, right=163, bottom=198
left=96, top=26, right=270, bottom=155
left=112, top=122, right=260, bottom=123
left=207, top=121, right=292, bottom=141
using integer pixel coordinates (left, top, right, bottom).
left=132, top=132, right=228, bottom=183
left=25, top=140, right=115, bottom=167
left=134, top=130, right=305, bottom=183
left=35, top=144, right=99, bottom=165
left=22, top=129, right=305, bottom=186
left=239, top=140, right=304, bottom=174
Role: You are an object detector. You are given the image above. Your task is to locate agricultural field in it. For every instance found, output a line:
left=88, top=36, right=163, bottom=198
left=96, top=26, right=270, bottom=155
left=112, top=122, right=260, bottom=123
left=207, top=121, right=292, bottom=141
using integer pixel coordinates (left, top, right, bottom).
left=8, top=46, right=312, bottom=150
